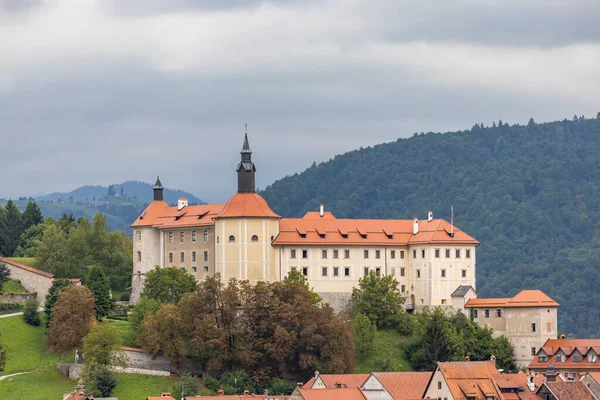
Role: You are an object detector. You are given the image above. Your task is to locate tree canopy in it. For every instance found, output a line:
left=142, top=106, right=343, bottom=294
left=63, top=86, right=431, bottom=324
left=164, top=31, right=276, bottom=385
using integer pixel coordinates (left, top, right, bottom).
left=48, top=285, right=96, bottom=353
left=142, top=266, right=197, bottom=304
left=261, top=115, right=600, bottom=337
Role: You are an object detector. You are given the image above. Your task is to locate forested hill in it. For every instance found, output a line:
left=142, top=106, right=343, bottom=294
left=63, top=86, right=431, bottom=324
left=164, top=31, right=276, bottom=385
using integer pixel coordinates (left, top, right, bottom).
left=261, top=116, right=600, bottom=338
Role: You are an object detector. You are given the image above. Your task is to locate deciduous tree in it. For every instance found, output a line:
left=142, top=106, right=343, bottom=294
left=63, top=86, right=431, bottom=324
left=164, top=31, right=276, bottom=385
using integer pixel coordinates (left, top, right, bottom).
left=142, top=266, right=197, bottom=304
left=353, top=313, right=376, bottom=361
left=351, top=271, right=405, bottom=328
left=48, top=285, right=96, bottom=353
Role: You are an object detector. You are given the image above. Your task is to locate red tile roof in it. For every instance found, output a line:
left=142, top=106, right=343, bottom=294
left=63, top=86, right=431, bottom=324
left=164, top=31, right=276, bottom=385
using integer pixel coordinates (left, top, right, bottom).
left=437, top=361, right=503, bottom=400
left=186, top=395, right=284, bottom=400
left=131, top=200, right=170, bottom=227
left=465, top=290, right=559, bottom=308
left=0, top=257, right=54, bottom=278
left=373, top=371, right=432, bottom=399
left=528, top=339, right=600, bottom=370
left=539, top=381, right=595, bottom=400
left=304, top=373, right=369, bottom=389
left=216, top=193, right=280, bottom=219
left=296, top=387, right=367, bottom=400
left=274, top=215, right=478, bottom=246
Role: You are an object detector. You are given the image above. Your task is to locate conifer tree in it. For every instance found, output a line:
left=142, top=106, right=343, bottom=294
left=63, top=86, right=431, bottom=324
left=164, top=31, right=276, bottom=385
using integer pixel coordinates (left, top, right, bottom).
left=86, top=266, right=114, bottom=320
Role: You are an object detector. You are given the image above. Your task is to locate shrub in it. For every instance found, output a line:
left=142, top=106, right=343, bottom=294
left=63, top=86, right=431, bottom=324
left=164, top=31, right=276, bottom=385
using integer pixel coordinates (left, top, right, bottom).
left=0, top=302, right=23, bottom=314
left=171, top=374, right=199, bottom=399
left=23, top=299, right=41, bottom=326
left=93, top=368, right=118, bottom=397
left=0, top=344, right=5, bottom=372
left=120, top=292, right=130, bottom=302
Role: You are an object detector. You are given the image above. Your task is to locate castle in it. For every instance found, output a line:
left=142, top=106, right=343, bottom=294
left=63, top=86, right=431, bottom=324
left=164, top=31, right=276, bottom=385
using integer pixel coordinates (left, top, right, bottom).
left=130, top=130, right=479, bottom=308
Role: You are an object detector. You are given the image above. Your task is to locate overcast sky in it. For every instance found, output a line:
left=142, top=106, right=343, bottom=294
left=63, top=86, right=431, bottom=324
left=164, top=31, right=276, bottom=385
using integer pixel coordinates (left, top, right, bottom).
left=1, top=0, right=599, bottom=202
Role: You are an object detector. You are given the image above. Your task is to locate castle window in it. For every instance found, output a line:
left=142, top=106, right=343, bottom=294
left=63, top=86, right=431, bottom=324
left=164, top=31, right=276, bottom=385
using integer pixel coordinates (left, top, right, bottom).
left=375, top=250, right=381, bottom=259
left=416, top=269, right=421, bottom=278
left=137, top=231, right=141, bottom=240
left=302, top=250, right=308, bottom=259
left=376, top=267, right=381, bottom=276
left=391, top=268, right=395, bottom=276
left=322, top=250, right=327, bottom=259
left=169, top=253, right=173, bottom=263
left=400, top=250, right=405, bottom=259
left=333, top=250, right=339, bottom=259
left=466, top=249, right=471, bottom=258
left=180, top=252, right=185, bottom=262
left=435, top=249, right=440, bottom=258
left=391, top=250, right=396, bottom=259
left=473, top=309, right=478, bottom=318
left=137, top=251, right=141, bottom=262
left=192, top=266, right=197, bottom=272
left=421, top=249, right=425, bottom=258
left=322, top=267, right=328, bottom=276
left=180, top=232, right=185, bottom=243
left=251, top=235, right=259, bottom=242
left=291, top=249, right=296, bottom=259
left=302, top=267, right=308, bottom=276
left=169, top=232, right=173, bottom=243
left=192, top=251, right=196, bottom=262
left=204, top=251, right=208, bottom=262
left=344, top=267, right=350, bottom=276
left=333, top=267, right=339, bottom=276
left=484, top=309, right=490, bottom=318
left=401, top=267, right=405, bottom=277
left=364, top=267, right=369, bottom=276
left=401, top=284, right=406, bottom=293
left=413, top=250, right=417, bottom=258
left=438, top=381, right=442, bottom=390
left=364, top=250, right=369, bottom=259
left=441, top=269, right=446, bottom=278
left=496, top=309, right=502, bottom=317
left=531, top=323, right=536, bottom=332
left=445, top=249, right=450, bottom=258
left=547, top=322, right=552, bottom=332
left=192, top=231, right=197, bottom=242
left=204, top=230, right=208, bottom=242
left=531, top=347, right=536, bottom=356
left=455, top=249, right=461, bottom=258
left=204, top=266, right=209, bottom=272
left=229, top=235, right=235, bottom=242
left=462, top=269, right=467, bottom=278
left=344, top=250, right=350, bottom=259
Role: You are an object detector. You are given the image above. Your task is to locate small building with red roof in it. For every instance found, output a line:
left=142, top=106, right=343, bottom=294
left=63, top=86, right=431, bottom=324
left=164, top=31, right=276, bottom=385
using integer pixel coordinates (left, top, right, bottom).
left=465, top=290, right=559, bottom=368
left=529, top=338, right=600, bottom=376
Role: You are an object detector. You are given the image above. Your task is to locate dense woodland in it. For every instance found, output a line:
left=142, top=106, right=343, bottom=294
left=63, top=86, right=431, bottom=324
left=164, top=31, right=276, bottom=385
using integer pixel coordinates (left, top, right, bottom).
left=262, top=115, right=600, bottom=338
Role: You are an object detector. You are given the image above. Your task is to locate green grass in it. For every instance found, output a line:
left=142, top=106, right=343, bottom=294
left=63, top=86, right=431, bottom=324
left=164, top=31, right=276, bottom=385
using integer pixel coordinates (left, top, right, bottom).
left=0, top=315, right=72, bottom=374
left=111, top=288, right=131, bottom=302
left=5, top=258, right=36, bottom=268
left=1, top=279, right=30, bottom=294
left=0, top=368, right=76, bottom=399
left=105, top=319, right=138, bottom=348
left=354, top=329, right=413, bottom=373
left=112, top=373, right=178, bottom=399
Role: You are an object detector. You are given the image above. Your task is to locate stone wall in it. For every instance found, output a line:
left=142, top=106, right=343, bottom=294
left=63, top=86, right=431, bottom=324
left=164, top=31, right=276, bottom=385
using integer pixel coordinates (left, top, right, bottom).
left=122, top=347, right=203, bottom=375
left=0, top=293, right=36, bottom=305
left=1, top=259, right=54, bottom=304
left=318, top=292, right=351, bottom=313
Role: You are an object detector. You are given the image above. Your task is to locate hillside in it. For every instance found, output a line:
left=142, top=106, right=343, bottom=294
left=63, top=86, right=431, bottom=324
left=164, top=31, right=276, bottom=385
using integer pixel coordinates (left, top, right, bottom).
left=261, top=116, right=600, bottom=338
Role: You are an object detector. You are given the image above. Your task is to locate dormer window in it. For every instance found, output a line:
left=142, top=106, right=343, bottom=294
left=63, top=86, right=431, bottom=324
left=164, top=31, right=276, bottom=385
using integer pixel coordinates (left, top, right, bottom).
left=572, top=350, right=583, bottom=362
left=538, top=355, right=548, bottom=362
left=229, top=235, right=235, bottom=242
left=588, top=353, right=598, bottom=362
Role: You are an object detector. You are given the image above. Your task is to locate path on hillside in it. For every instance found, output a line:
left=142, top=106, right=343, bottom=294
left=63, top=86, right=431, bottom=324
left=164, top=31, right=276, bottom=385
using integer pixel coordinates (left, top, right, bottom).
left=0, top=371, right=30, bottom=381
left=0, top=312, right=23, bottom=319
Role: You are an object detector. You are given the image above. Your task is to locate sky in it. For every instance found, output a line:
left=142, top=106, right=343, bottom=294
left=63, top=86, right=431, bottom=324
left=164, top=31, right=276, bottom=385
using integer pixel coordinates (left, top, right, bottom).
left=1, top=0, right=599, bottom=202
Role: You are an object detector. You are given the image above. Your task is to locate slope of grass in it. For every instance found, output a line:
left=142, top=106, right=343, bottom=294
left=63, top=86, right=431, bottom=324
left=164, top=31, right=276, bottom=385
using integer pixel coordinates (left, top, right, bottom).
left=1, top=279, right=30, bottom=294
left=0, top=368, right=75, bottom=399
left=5, top=258, right=36, bottom=268
left=105, top=319, right=137, bottom=348
left=354, top=329, right=412, bottom=373
left=112, top=373, right=178, bottom=399
left=0, top=315, right=72, bottom=374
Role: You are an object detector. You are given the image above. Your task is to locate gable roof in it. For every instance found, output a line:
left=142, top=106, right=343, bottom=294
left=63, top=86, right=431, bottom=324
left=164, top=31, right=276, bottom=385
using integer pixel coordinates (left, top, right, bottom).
left=132, top=201, right=225, bottom=229
left=529, top=339, right=600, bottom=370
left=295, top=387, right=367, bottom=400
left=452, top=285, right=476, bottom=297
left=537, top=381, right=595, bottom=400
left=372, top=371, right=432, bottom=399
left=465, top=290, right=559, bottom=308
left=304, top=373, right=369, bottom=389
left=436, top=361, right=503, bottom=400
left=0, top=257, right=54, bottom=279
left=274, top=215, right=478, bottom=246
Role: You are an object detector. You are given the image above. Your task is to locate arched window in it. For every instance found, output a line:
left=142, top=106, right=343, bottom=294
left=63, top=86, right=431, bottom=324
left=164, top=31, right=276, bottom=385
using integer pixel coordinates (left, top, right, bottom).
left=251, top=235, right=259, bottom=242
left=229, top=235, right=235, bottom=242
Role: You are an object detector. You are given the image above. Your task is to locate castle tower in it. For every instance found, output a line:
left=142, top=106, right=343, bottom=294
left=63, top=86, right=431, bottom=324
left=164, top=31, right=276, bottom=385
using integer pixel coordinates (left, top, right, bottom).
left=237, top=130, right=256, bottom=193
left=153, top=176, right=164, bottom=201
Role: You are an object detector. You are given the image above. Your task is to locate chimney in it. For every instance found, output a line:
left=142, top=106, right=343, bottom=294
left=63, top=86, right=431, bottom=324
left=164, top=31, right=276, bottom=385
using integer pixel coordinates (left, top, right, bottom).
left=296, top=382, right=304, bottom=388
left=335, top=382, right=342, bottom=388
left=413, top=218, right=419, bottom=235
left=315, top=370, right=320, bottom=378
left=560, top=334, right=566, bottom=339
left=161, top=393, right=171, bottom=397
left=428, top=210, right=433, bottom=222
left=545, top=364, right=558, bottom=382
left=244, top=390, right=249, bottom=396
left=527, top=375, right=536, bottom=392
left=490, top=354, right=496, bottom=366
left=177, top=198, right=188, bottom=211
left=264, top=390, right=269, bottom=396
left=319, top=204, right=324, bottom=217
left=465, top=355, right=470, bottom=362
left=218, top=389, right=225, bottom=396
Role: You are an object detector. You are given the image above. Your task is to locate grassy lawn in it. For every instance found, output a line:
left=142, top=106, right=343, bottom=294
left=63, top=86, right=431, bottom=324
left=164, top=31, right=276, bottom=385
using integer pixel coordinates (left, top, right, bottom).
left=0, top=315, right=72, bottom=374
left=112, top=373, right=178, bottom=398
left=1, top=279, right=30, bottom=294
left=354, top=329, right=413, bottom=373
left=105, top=319, right=138, bottom=348
left=5, top=257, right=36, bottom=268
left=0, top=368, right=75, bottom=399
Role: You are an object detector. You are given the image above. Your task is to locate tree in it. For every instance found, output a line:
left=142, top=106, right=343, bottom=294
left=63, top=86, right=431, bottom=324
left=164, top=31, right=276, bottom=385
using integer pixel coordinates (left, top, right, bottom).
left=408, top=308, right=453, bottom=371
left=36, top=224, right=71, bottom=277
left=44, top=278, right=73, bottom=327
left=0, top=262, right=10, bottom=292
left=129, top=296, right=160, bottom=340
left=353, top=313, right=376, bottom=362
left=0, top=200, right=23, bottom=256
left=171, top=374, right=199, bottom=400
left=138, top=304, right=187, bottom=368
left=351, top=271, right=405, bottom=327
left=48, top=285, right=96, bottom=353
left=92, top=368, right=118, bottom=397
left=23, top=298, right=41, bottom=326
left=86, top=266, right=114, bottom=320
left=21, top=202, right=43, bottom=230
left=142, top=266, right=197, bottom=304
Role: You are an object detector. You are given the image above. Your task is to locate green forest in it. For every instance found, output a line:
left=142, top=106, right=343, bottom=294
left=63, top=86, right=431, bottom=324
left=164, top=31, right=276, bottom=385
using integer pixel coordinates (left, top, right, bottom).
left=261, top=114, right=600, bottom=338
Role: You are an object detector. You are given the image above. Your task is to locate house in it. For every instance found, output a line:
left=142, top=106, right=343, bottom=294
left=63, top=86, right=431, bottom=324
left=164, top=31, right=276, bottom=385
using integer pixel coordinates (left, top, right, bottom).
left=185, top=391, right=284, bottom=400
left=535, top=381, right=595, bottom=400
left=491, top=373, right=541, bottom=400
left=465, top=290, right=559, bottom=368
left=528, top=339, right=600, bottom=377
left=289, top=387, right=367, bottom=400
left=303, top=371, right=369, bottom=389
left=451, top=285, right=478, bottom=314
left=131, top=129, right=479, bottom=311
left=423, top=360, right=503, bottom=400
left=361, top=371, right=432, bottom=400
left=147, top=392, right=176, bottom=400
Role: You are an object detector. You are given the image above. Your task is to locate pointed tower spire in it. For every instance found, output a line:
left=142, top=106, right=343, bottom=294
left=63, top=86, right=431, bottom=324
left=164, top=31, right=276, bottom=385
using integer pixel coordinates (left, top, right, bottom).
left=236, top=126, right=256, bottom=193
left=153, top=175, right=164, bottom=201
